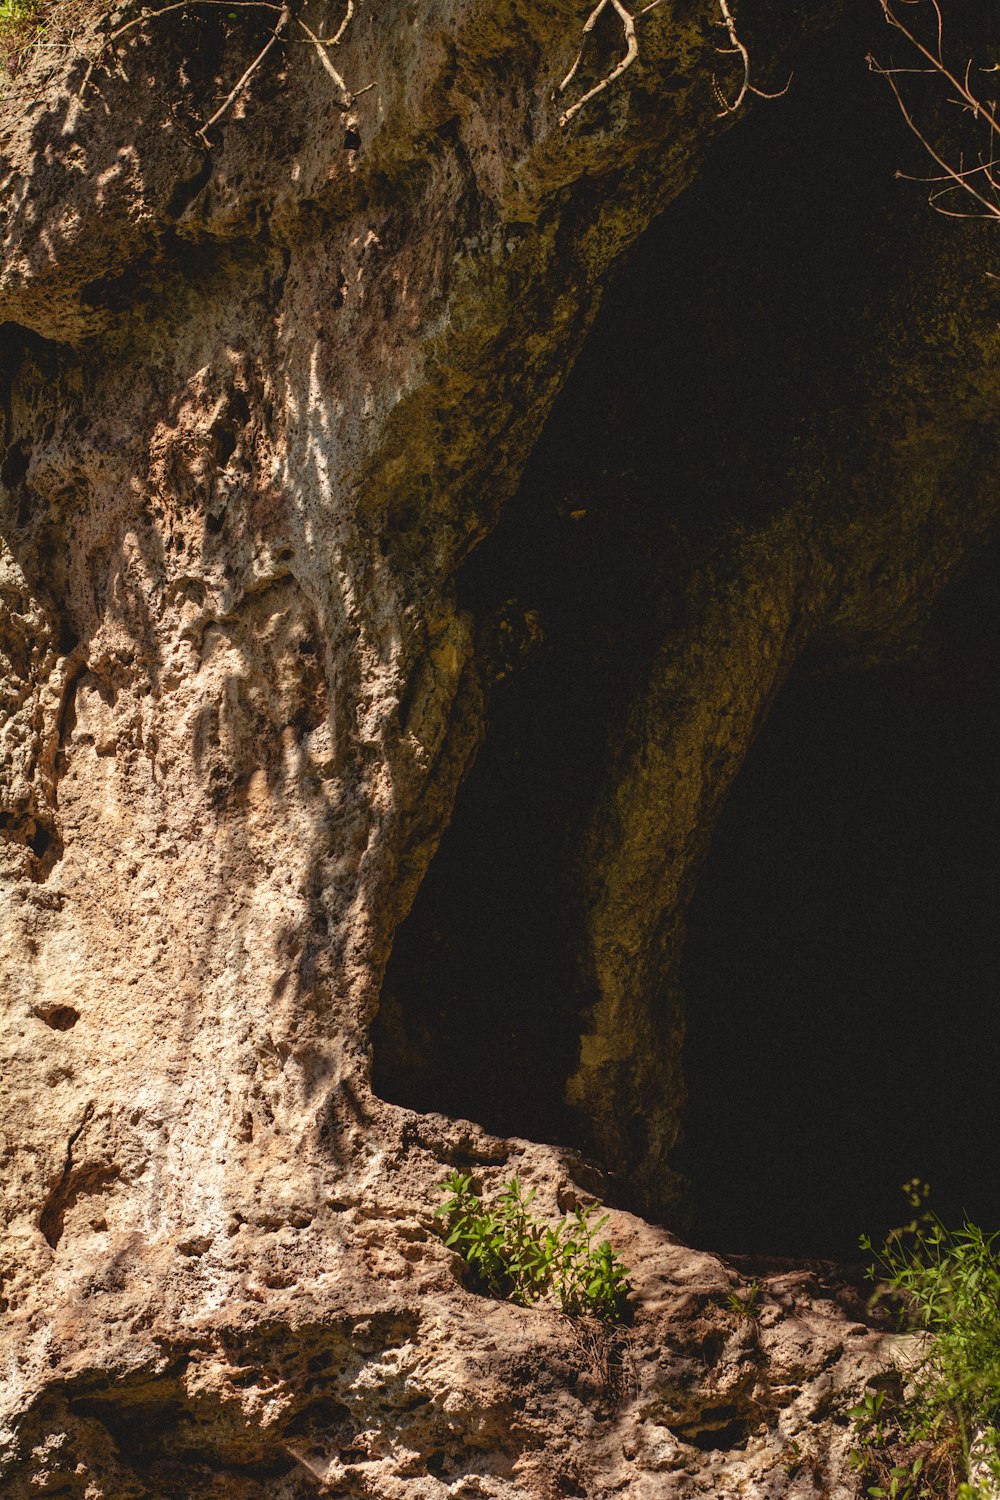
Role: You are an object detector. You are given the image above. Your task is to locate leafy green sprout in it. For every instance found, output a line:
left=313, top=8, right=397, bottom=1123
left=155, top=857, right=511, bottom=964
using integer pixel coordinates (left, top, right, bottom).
left=0, top=0, right=38, bottom=35
left=434, top=1171, right=629, bottom=1323
left=725, top=1277, right=764, bottom=1321
left=850, top=1181, right=1000, bottom=1499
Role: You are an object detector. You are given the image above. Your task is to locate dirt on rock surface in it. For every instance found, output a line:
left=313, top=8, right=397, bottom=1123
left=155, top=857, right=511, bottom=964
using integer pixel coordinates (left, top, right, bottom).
left=1, top=1, right=998, bottom=1495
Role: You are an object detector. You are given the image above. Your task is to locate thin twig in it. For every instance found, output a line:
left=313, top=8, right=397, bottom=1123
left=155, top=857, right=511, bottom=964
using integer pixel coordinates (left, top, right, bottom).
left=293, top=0, right=354, bottom=44
left=925, top=198, right=990, bottom=219
left=296, top=14, right=351, bottom=107
left=79, top=0, right=283, bottom=98
left=713, top=0, right=750, bottom=112
left=871, top=0, right=1000, bottom=221
left=197, top=0, right=291, bottom=139
left=558, top=0, right=611, bottom=96
left=878, top=0, right=1000, bottom=137
left=898, top=156, right=1000, bottom=184
left=328, top=0, right=353, bottom=47
left=557, top=0, right=788, bottom=128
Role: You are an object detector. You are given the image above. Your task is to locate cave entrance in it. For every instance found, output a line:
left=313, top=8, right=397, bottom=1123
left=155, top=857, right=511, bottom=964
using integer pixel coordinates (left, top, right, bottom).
left=372, top=6, right=1000, bottom=1252
left=370, top=403, right=667, bottom=1148
left=371, top=680, right=590, bottom=1147
left=680, top=547, right=1000, bottom=1262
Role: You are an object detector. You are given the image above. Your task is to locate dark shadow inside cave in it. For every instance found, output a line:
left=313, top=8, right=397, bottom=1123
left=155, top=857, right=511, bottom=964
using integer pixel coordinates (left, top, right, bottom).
left=681, top=543, right=1000, bottom=1262
left=373, top=9, right=1000, bottom=1256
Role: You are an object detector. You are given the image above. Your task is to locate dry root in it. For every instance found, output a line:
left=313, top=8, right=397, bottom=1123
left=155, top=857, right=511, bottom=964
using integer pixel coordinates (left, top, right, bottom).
left=711, top=0, right=790, bottom=116
left=198, top=0, right=292, bottom=139
left=76, top=0, right=792, bottom=150
left=558, top=0, right=639, bottom=127
left=558, top=0, right=788, bottom=129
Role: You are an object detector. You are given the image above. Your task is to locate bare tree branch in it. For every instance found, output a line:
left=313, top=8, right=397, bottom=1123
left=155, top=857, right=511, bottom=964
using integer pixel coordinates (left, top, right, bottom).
left=877, top=0, right=1000, bottom=135
left=871, top=0, right=1000, bottom=221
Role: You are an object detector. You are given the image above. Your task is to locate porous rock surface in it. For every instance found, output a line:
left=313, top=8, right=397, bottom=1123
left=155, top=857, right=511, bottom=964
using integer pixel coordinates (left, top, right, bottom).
left=0, top=0, right=997, bottom=1494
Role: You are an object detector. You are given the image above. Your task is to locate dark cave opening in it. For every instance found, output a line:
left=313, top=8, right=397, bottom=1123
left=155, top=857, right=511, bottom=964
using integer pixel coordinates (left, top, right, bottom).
left=681, top=546, right=1000, bottom=1262
left=370, top=394, right=666, bottom=1147
left=373, top=11, right=1000, bottom=1256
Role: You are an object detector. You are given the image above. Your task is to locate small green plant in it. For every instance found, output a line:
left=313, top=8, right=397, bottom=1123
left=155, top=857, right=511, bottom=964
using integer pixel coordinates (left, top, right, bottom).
left=0, top=0, right=104, bottom=71
left=434, top=1173, right=556, bottom=1304
left=850, top=1181, right=1000, bottom=1499
left=0, top=0, right=39, bottom=45
left=725, top=1277, right=764, bottom=1322
left=554, top=1202, right=631, bottom=1321
left=434, top=1172, right=629, bottom=1322
left=848, top=1388, right=931, bottom=1499
left=0, top=0, right=36, bottom=23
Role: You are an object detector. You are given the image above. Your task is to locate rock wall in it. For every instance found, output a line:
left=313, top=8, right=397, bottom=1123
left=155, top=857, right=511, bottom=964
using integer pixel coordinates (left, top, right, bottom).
left=1, top=1, right=998, bottom=1495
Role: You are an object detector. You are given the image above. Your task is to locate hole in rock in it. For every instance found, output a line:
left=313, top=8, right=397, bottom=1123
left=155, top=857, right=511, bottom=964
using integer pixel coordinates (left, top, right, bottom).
left=371, top=485, right=662, bottom=1143
left=374, top=7, right=1000, bottom=1243
left=1, top=439, right=30, bottom=488
left=370, top=227, right=684, bottom=1143
left=34, top=1004, right=81, bottom=1032
left=28, top=823, right=51, bottom=859
left=669, top=1410, right=751, bottom=1453
left=681, top=546, right=1000, bottom=1261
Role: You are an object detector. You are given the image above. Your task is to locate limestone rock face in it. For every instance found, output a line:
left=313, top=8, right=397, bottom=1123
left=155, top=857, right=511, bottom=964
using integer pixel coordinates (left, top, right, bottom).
left=1, top=1, right=999, bottom=1495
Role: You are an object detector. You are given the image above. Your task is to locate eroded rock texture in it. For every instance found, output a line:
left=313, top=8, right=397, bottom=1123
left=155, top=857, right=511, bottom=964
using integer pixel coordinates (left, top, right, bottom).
left=2, top=0, right=999, bottom=1494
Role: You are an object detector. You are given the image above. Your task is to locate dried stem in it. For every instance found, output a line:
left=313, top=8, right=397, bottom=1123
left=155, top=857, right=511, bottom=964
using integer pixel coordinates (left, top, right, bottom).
left=877, top=0, right=1000, bottom=135
left=80, top=0, right=284, bottom=100
left=78, top=0, right=359, bottom=129
left=327, top=0, right=353, bottom=48
left=110, top=0, right=282, bottom=43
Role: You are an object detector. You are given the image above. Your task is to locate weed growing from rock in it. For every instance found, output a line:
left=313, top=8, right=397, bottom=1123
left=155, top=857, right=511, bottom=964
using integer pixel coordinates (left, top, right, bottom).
left=725, top=1277, right=764, bottom=1322
left=850, top=1181, right=1000, bottom=1499
left=0, top=0, right=37, bottom=25
left=434, top=1172, right=629, bottom=1322
left=0, top=0, right=40, bottom=52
